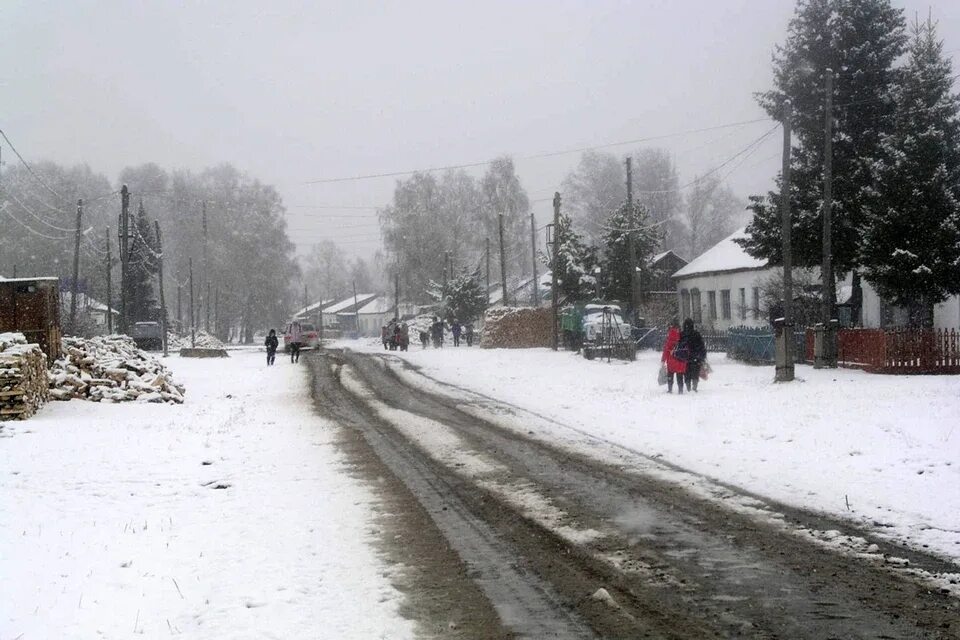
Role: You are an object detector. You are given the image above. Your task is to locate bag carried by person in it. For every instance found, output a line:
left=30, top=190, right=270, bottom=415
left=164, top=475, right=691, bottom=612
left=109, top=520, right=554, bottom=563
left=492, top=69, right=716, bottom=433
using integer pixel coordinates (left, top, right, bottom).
left=700, top=360, right=712, bottom=380
left=657, top=363, right=668, bottom=386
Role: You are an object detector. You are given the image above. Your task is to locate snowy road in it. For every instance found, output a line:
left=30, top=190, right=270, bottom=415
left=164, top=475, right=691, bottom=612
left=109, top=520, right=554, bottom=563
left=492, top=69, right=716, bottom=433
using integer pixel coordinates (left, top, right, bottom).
left=313, top=347, right=960, bottom=639
left=0, top=350, right=414, bottom=639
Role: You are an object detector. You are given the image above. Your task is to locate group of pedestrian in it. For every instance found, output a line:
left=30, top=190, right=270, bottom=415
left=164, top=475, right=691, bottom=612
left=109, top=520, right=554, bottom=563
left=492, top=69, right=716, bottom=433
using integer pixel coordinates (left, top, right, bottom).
left=264, top=321, right=305, bottom=365
left=381, top=319, right=410, bottom=351
left=420, top=317, right=474, bottom=349
left=661, top=317, right=707, bottom=394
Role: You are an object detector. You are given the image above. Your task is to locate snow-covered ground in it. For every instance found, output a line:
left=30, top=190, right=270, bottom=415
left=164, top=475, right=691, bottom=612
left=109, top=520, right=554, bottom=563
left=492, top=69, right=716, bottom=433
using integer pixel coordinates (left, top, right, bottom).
left=0, top=349, right=413, bottom=639
left=345, top=340, right=960, bottom=564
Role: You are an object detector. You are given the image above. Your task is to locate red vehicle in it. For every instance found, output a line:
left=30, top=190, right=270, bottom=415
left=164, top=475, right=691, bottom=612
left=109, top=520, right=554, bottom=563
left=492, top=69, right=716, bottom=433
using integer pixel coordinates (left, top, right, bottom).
left=283, top=322, right=320, bottom=352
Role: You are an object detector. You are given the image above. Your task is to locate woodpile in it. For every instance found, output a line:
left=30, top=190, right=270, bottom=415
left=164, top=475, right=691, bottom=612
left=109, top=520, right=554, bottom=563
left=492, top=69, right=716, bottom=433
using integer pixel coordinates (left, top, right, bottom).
left=167, top=330, right=224, bottom=350
left=49, top=335, right=185, bottom=404
left=480, top=307, right=552, bottom=349
left=0, top=333, right=49, bottom=419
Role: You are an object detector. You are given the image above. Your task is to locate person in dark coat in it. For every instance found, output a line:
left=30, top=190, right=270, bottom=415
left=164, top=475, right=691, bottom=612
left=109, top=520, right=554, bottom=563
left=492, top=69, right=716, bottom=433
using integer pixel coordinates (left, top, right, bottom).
left=451, top=320, right=462, bottom=347
left=419, top=329, right=429, bottom=349
left=431, top=317, right=444, bottom=348
left=661, top=318, right=686, bottom=394
left=265, top=329, right=279, bottom=366
left=464, top=323, right=474, bottom=347
left=679, top=318, right=707, bottom=392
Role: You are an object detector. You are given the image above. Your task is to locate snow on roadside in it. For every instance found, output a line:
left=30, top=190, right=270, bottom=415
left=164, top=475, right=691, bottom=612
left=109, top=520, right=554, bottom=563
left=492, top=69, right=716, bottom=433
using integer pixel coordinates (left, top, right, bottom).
left=0, top=349, right=414, bottom=640
left=340, top=339, right=960, bottom=565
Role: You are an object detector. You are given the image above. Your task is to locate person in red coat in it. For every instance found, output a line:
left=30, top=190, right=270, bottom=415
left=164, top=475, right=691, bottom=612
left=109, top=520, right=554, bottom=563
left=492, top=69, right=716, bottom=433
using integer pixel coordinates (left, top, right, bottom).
left=661, top=319, right=687, bottom=394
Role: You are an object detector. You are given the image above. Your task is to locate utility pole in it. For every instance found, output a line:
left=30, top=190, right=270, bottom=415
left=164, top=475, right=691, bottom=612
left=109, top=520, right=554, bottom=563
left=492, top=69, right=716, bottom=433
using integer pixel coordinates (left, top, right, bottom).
left=302, top=283, right=308, bottom=316
left=485, top=237, right=491, bottom=304
left=105, top=227, right=113, bottom=334
left=119, top=185, right=129, bottom=333
left=189, top=257, right=196, bottom=349
left=69, top=198, right=83, bottom=332
left=154, top=221, right=168, bottom=357
left=530, top=212, right=539, bottom=306
left=498, top=212, right=508, bottom=306
left=176, top=279, right=182, bottom=333
left=394, top=271, right=400, bottom=321
left=551, top=192, right=561, bottom=351
left=352, top=281, right=361, bottom=337
left=817, top=68, right=837, bottom=368
left=214, top=285, right=220, bottom=339
left=443, top=251, right=450, bottom=289
left=626, top=157, right=639, bottom=322
left=202, top=201, right=209, bottom=332
left=776, top=99, right=795, bottom=382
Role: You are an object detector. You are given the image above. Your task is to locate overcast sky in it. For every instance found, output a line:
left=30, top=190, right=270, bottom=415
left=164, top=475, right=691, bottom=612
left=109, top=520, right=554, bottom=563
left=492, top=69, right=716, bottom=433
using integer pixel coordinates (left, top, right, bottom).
left=3, top=0, right=959, bottom=260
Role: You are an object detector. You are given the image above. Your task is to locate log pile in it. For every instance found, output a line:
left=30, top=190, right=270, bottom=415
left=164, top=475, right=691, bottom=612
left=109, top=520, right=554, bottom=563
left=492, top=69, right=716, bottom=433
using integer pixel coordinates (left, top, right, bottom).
left=49, top=335, right=185, bottom=404
left=0, top=333, right=49, bottom=419
left=480, top=307, right=552, bottom=349
left=167, top=330, right=224, bottom=350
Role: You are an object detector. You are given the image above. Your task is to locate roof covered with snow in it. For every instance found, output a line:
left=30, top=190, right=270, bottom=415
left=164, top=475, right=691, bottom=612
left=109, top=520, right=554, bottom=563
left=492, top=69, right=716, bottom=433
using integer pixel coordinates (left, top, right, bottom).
left=355, top=296, right=395, bottom=315
left=671, top=228, right=767, bottom=279
left=326, top=293, right=378, bottom=315
left=294, top=298, right=335, bottom=318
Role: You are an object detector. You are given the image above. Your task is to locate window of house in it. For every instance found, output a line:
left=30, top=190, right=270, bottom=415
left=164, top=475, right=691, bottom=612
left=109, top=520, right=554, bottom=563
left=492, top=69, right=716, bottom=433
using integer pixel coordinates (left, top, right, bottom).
left=708, top=290, right=717, bottom=320
left=680, top=289, right=690, bottom=320
left=721, top=289, right=731, bottom=320
left=752, top=287, right=760, bottom=320
left=691, top=288, right=701, bottom=323
left=739, top=288, right=747, bottom=321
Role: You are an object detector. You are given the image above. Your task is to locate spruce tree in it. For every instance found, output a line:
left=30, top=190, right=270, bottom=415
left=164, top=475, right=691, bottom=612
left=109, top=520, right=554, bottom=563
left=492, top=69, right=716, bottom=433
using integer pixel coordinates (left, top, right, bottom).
left=859, top=18, right=960, bottom=323
left=599, top=201, right=658, bottom=304
left=542, top=213, right=599, bottom=303
left=737, top=0, right=907, bottom=275
left=127, top=200, right=159, bottom=321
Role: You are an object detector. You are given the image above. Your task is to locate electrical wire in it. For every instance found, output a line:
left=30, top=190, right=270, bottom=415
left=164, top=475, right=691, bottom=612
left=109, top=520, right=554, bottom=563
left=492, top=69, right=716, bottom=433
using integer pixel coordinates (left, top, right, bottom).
left=0, top=127, right=64, bottom=199
left=301, top=117, right=775, bottom=185
left=1, top=203, right=70, bottom=240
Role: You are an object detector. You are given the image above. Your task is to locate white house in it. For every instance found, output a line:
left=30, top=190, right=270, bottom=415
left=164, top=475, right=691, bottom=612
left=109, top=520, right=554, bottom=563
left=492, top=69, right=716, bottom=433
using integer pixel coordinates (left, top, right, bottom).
left=671, top=229, right=771, bottom=330
left=675, top=228, right=960, bottom=330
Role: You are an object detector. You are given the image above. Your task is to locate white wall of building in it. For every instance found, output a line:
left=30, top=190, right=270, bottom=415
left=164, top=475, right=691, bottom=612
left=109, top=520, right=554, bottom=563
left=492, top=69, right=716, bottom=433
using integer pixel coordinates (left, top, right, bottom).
left=674, top=268, right=772, bottom=331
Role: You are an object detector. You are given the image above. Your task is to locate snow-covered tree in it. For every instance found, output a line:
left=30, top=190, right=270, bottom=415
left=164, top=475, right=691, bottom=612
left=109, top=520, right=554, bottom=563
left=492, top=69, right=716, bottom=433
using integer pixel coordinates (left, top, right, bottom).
left=632, top=149, right=682, bottom=251
left=859, top=17, right=960, bottom=324
left=598, top=201, right=659, bottom=306
left=738, top=0, right=908, bottom=275
left=427, top=271, right=487, bottom=321
left=540, top=212, right=598, bottom=303
left=303, top=240, right=349, bottom=300
left=126, top=200, right=159, bottom=322
left=683, top=175, right=746, bottom=258
left=560, top=151, right=626, bottom=242
left=478, top=156, right=531, bottom=278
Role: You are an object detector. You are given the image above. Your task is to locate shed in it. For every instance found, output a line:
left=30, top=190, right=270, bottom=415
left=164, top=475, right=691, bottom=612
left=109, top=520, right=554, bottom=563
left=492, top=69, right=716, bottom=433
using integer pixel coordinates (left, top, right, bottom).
left=0, top=277, right=63, bottom=363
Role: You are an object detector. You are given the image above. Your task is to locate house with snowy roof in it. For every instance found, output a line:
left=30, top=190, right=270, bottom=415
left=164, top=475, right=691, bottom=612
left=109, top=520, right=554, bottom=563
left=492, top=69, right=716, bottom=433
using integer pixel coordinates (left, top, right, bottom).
left=671, top=229, right=772, bottom=330
left=674, top=228, right=960, bottom=330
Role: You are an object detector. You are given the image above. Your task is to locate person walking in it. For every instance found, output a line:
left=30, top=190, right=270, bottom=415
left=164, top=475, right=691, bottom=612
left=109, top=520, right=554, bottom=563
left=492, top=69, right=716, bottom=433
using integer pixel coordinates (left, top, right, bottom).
left=419, top=329, right=429, bottom=349
left=661, top=318, right=687, bottom=394
left=451, top=320, right=462, bottom=347
left=399, top=322, right=410, bottom=351
left=464, top=322, right=474, bottom=347
left=265, top=329, right=279, bottom=366
left=289, top=321, right=303, bottom=363
left=431, top=317, right=444, bottom=348
left=381, top=325, right=390, bottom=350
left=680, top=318, right=707, bottom=392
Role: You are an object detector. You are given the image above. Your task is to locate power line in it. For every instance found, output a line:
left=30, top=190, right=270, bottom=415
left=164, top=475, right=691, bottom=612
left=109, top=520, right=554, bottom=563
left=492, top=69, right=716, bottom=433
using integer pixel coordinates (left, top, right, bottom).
left=302, top=117, right=774, bottom=185
left=1, top=203, right=70, bottom=241
left=1, top=188, right=75, bottom=232
left=0, top=127, right=64, bottom=199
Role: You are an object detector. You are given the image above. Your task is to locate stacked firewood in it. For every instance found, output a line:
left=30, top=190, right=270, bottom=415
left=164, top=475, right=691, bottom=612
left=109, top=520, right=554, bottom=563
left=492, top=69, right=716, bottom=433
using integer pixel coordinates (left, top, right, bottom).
left=0, top=333, right=50, bottom=419
left=167, top=330, right=225, bottom=350
left=49, top=335, right=185, bottom=404
left=480, top=307, right=552, bottom=349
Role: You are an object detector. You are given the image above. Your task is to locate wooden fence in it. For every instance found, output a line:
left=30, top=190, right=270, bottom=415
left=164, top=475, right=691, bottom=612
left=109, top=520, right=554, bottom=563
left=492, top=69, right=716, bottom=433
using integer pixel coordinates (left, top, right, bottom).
left=832, top=328, right=960, bottom=374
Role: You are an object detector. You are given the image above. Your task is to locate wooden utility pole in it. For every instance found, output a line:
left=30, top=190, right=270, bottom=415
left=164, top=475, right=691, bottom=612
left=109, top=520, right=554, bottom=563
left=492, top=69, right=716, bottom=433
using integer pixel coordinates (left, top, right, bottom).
left=394, top=271, right=400, bottom=321
left=551, top=192, right=561, bottom=351
left=626, top=157, right=639, bottom=320
left=498, top=213, right=508, bottom=306
left=69, top=198, right=83, bottom=331
left=776, top=99, right=795, bottom=382
left=119, top=185, right=129, bottom=333
left=214, top=285, right=220, bottom=339
left=154, top=221, right=168, bottom=357
left=202, top=201, right=209, bottom=332
left=352, top=281, right=361, bottom=336
left=820, top=68, right=837, bottom=367
left=530, top=212, right=539, bottom=306
left=176, top=280, right=182, bottom=332
left=485, top=237, right=491, bottom=303
left=443, top=251, right=450, bottom=289
left=105, top=227, right=113, bottom=334
left=189, top=257, right=196, bottom=348
left=302, top=283, right=308, bottom=316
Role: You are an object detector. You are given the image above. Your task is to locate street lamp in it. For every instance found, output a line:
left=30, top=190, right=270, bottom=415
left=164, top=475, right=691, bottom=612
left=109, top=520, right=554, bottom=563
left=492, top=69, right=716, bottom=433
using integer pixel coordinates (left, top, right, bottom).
left=593, top=266, right=601, bottom=300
